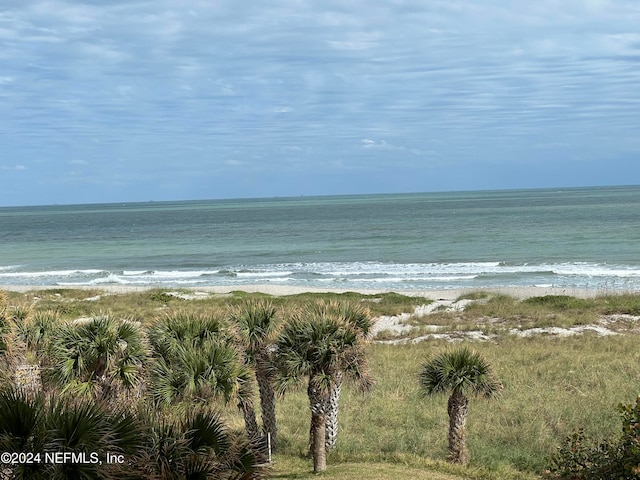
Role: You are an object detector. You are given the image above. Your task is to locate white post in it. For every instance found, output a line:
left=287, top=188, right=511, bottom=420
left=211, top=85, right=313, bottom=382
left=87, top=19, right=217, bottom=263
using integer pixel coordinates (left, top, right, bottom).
left=267, top=432, right=272, bottom=464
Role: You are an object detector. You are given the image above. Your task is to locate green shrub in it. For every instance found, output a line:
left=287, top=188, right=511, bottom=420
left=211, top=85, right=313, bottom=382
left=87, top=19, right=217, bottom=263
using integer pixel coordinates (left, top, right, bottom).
left=598, top=294, right=640, bottom=316
left=549, top=396, right=640, bottom=479
left=523, top=295, right=591, bottom=311
left=148, top=289, right=176, bottom=303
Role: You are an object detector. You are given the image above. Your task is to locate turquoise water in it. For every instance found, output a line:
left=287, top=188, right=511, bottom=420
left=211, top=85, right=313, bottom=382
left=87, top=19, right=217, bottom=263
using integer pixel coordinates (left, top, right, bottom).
left=1, top=186, right=640, bottom=290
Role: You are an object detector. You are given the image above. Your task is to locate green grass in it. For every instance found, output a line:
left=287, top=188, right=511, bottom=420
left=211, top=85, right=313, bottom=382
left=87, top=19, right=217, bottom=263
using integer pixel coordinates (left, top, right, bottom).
left=274, top=313, right=640, bottom=476
left=270, top=454, right=537, bottom=479
left=271, top=336, right=639, bottom=478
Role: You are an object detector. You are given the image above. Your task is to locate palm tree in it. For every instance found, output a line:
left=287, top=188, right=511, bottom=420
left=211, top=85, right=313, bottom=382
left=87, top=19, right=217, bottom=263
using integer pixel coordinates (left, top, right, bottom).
left=419, top=347, right=502, bottom=465
left=148, top=310, right=260, bottom=439
left=313, top=301, right=373, bottom=451
left=47, top=315, right=148, bottom=403
left=229, top=299, right=282, bottom=451
left=273, top=306, right=374, bottom=473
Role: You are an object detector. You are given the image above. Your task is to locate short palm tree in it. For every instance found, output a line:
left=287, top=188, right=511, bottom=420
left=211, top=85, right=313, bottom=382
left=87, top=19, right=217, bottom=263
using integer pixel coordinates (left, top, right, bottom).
left=47, top=315, right=148, bottom=403
left=229, top=299, right=282, bottom=451
left=419, top=347, right=502, bottom=465
left=148, top=310, right=260, bottom=439
left=273, top=307, right=373, bottom=472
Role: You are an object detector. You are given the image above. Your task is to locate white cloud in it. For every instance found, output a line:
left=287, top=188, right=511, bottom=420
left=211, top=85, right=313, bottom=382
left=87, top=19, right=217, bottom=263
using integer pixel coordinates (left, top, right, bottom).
left=281, top=145, right=301, bottom=152
left=1, top=165, right=27, bottom=171
left=361, top=139, right=421, bottom=155
left=77, top=42, right=129, bottom=62
left=224, top=159, right=245, bottom=167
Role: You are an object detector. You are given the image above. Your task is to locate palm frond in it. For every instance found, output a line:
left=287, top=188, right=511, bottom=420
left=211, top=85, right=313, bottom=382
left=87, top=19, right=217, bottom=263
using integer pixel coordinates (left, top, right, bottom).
left=0, top=388, right=45, bottom=452
left=229, top=299, right=280, bottom=355
left=274, top=303, right=374, bottom=397
left=183, top=409, right=232, bottom=456
left=419, top=347, right=502, bottom=399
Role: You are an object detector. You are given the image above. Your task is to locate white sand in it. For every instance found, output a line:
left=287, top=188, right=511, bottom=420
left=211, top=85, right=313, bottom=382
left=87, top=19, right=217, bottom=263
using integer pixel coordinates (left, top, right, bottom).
left=0, top=284, right=609, bottom=299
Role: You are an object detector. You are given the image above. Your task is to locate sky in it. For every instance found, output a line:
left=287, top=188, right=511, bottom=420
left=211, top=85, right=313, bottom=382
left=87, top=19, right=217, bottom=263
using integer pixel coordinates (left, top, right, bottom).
left=1, top=0, right=640, bottom=206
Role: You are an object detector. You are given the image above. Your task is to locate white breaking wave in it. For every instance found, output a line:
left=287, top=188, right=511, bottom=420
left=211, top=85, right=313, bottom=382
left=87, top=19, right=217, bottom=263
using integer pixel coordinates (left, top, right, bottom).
left=550, top=263, right=640, bottom=277
left=3, top=261, right=640, bottom=290
left=235, top=271, right=295, bottom=278
left=0, top=265, right=21, bottom=271
left=0, top=269, right=105, bottom=278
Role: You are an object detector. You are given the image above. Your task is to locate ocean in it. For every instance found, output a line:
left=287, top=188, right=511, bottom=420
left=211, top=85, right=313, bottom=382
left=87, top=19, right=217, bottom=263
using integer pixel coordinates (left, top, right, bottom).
left=1, top=186, right=640, bottom=292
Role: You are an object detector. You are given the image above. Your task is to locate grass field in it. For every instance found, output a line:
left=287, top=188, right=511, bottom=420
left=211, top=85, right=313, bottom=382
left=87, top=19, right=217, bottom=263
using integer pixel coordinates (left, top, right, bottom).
left=269, top=336, right=639, bottom=479
left=3, top=288, right=640, bottom=479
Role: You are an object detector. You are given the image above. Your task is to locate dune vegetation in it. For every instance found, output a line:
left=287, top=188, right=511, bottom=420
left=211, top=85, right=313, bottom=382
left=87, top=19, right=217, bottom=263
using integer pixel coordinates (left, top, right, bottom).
left=1, top=288, right=639, bottom=479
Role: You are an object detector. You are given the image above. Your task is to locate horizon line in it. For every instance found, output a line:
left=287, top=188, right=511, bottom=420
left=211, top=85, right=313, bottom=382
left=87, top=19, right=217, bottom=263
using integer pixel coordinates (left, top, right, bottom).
left=2, top=183, right=639, bottom=209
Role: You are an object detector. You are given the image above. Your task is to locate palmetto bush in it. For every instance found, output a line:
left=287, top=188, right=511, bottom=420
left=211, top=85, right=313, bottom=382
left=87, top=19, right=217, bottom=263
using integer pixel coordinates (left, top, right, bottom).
left=134, top=407, right=267, bottom=480
left=0, top=388, right=267, bottom=480
left=0, top=388, right=144, bottom=479
left=13, top=310, right=60, bottom=361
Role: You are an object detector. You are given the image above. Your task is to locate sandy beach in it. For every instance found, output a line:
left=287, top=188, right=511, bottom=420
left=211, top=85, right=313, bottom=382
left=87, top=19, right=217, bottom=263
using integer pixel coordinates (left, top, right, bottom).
left=0, top=284, right=611, bottom=300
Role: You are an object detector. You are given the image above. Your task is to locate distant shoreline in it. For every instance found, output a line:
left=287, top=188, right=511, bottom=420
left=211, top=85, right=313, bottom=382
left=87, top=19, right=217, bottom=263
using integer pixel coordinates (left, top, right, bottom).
left=0, top=284, right=624, bottom=300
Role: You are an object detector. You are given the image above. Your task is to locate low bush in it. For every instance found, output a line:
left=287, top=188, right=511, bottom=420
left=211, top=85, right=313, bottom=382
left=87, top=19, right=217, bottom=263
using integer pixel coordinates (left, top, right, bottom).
left=548, top=396, right=640, bottom=479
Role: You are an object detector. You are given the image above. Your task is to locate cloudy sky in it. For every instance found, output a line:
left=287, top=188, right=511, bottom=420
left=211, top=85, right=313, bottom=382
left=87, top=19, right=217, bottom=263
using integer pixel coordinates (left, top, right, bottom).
left=1, top=0, right=639, bottom=206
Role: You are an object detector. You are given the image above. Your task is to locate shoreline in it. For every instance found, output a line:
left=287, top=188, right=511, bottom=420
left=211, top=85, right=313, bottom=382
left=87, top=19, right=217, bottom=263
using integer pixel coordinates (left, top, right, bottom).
left=0, top=284, right=624, bottom=300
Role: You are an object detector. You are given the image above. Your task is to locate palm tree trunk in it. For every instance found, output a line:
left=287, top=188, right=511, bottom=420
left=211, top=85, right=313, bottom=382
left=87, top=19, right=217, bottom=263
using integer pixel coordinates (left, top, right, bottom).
left=256, top=355, right=278, bottom=451
left=307, top=388, right=331, bottom=455
left=238, top=394, right=260, bottom=440
left=13, top=364, right=42, bottom=397
left=325, top=370, right=343, bottom=451
left=311, top=410, right=327, bottom=473
left=447, top=390, right=470, bottom=465
left=308, top=381, right=328, bottom=472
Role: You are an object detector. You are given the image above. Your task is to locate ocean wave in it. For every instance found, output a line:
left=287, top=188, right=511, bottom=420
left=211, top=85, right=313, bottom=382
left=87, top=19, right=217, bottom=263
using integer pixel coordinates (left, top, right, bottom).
left=0, top=269, right=106, bottom=279
left=234, top=270, right=295, bottom=278
left=0, top=265, right=21, bottom=272
left=2, top=261, right=640, bottom=290
left=550, top=263, right=640, bottom=277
